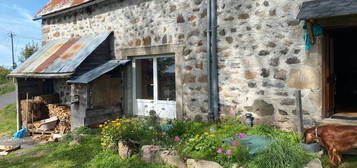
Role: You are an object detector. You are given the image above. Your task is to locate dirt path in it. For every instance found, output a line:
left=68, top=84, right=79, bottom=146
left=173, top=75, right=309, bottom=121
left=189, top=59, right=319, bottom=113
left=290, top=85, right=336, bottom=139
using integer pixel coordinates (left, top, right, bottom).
left=0, top=91, right=16, bottom=109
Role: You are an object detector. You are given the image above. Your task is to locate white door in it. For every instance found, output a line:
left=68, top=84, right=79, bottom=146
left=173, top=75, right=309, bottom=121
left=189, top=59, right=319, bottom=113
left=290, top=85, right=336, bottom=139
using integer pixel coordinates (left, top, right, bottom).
left=133, top=56, right=176, bottom=119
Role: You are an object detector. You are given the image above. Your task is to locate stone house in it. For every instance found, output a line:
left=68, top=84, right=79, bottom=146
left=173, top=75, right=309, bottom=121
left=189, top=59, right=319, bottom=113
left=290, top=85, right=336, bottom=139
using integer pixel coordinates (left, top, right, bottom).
left=10, top=0, right=357, bottom=130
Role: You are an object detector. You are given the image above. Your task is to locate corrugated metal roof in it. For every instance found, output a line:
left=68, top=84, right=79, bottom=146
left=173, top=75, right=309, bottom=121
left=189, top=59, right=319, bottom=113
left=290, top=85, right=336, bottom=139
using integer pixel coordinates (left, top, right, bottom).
left=297, top=0, right=357, bottom=19
left=35, top=0, right=93, bottom=17
left=67, top=60, right=130, bottom=84
left=10, top=32, right=112, bottom=78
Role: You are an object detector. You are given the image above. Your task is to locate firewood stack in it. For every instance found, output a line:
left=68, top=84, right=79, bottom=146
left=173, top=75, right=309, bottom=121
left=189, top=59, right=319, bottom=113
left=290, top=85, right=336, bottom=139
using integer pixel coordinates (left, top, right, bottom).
left=20, top=100, right=49, bottom=126
left=48, top=104, right=71, bottom=134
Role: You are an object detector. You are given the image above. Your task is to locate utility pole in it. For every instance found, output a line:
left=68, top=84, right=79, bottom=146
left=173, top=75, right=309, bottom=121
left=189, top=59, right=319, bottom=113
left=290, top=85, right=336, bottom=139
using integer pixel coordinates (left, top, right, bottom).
left=9, top=32, right=16, bottom=70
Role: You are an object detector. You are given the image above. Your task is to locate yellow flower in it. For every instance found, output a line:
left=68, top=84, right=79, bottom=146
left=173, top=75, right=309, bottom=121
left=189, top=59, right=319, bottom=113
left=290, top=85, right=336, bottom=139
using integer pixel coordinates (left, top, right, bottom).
left=99, top=124, right=103, bottom=128
left=204, top=132, right=209, bottom=136
left=111, top=120, right=117, bottom=123
left=195, top=134, right=200, bottom=139
left=101, top=142, right=107, bottom=146
left=124, top=119, right=131, bottom=123
left=105, top=126, right=109, bottom=129
left=209, top=134, right=215, bottom=137
left=104, top=121, right=108, bottom=124
left=115, top=123, right=121, bottom=127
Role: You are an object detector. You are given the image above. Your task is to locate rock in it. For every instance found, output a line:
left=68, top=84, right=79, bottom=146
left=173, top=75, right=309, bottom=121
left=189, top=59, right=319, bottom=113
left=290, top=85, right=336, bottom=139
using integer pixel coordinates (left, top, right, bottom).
left=187, top=159, right=222, bottom=168
left=278, top=110, right=288, bottom=115
left=141, top=145, right=161, bottom=162
left=269, top=57, right=280, bottom=66
left=280, top=98, right=295, bottom=106
left=118, top=141, right=133, bottom=159
left=238, top=14, right=249, bottom=20
left=258, top=50, right=270, bottom=56
left=288, top=68, right=320, bottom=89
left=107, top=143, right=117, bottom=150
left=304, top=158, right=322, bottom=168
left=177, top=15, right=185, bottom=23
left=159, top=150, right=186, bottom=168
left=274, top=69, right=287, bottom=81
left=261, top=68, right=270, bottom=78
left=286, top=57, right=301, bottom=64
left=251, top=99, right=274, bottom=116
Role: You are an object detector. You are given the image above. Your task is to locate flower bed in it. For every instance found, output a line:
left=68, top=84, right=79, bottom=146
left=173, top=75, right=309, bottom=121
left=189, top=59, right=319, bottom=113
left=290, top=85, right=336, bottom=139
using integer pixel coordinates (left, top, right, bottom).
left=99, top=115, right=314, bottom=168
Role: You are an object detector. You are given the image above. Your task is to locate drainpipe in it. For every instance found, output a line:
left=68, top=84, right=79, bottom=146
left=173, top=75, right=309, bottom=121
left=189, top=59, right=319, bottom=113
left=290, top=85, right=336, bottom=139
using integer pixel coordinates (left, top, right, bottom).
left=207, top=0, right=219, bottom=121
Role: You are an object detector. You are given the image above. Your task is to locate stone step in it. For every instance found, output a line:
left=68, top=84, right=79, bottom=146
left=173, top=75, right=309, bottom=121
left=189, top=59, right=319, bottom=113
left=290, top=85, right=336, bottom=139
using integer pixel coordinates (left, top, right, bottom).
left=318, top=118, right=357, bottom=126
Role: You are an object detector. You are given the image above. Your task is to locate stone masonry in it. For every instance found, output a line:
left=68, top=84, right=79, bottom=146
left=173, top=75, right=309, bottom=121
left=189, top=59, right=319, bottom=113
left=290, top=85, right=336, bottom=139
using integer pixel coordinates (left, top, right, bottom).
left=41, top=0, right=321, bottom=130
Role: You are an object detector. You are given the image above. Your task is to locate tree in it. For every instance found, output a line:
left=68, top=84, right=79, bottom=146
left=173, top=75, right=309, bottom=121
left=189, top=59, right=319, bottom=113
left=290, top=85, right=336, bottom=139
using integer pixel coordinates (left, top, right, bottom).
left=19, top=42, right=38, bottom=63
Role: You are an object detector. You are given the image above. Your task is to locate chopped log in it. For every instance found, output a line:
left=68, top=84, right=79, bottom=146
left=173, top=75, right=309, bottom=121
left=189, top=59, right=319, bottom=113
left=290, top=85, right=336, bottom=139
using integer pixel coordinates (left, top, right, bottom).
left=0, top=145, right=21, bottom=155
left=33, top=94, right=59, bottom=104
left=47, top=104, right=71, bottom=134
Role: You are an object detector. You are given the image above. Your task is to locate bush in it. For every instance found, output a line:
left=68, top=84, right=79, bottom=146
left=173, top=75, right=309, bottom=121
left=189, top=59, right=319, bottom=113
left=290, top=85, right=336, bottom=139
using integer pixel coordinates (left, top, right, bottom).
left=246, top=139, right=313, bottom=168
left=100, top=118, right=153, bottom=147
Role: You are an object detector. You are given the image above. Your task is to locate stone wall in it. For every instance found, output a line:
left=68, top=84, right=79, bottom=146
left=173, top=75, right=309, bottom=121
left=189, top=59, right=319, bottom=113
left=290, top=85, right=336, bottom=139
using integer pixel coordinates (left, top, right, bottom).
left=54, top=79, right=72, bottom=106
left=215, top=0, right=321, bottom=130
left=41, top=0, right=322, bottom=130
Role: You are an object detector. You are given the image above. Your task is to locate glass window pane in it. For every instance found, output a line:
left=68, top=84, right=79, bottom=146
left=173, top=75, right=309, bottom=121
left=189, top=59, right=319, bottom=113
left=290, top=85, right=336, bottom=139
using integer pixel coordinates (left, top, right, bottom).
left=158, top=57, right=176, bottom=101
left=136, top=59, right=153, bottom=99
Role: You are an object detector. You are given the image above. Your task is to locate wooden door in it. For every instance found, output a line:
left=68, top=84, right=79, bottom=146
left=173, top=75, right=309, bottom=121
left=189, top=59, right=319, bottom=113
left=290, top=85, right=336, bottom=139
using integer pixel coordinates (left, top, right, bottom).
left=323, top=33, right=336, bottom=118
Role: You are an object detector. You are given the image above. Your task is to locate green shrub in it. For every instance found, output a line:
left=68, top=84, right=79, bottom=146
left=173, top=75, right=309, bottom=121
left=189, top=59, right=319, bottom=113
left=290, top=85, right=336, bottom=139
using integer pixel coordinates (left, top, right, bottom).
left=100, top=118, right=153, bottom=147
left=246, top=139, right=313, bottom=168
left=86, top=151, right=173, bottom=168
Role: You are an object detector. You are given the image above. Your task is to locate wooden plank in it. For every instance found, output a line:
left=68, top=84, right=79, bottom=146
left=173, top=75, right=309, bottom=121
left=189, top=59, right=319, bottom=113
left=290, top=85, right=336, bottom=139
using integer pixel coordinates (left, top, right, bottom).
left=295, top=90, right=303, bottom=134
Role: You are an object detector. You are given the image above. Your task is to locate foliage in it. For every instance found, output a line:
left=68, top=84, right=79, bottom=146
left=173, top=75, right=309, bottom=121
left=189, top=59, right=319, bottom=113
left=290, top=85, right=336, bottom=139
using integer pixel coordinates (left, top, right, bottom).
left=246, top=139, right=313, bottom=168
left=100, top=118, right=153, bottom=147
left=19, top=41, right=38, bottom=63
left=0, top=81, right=16, bottom=96
left=0, top=132, right=172, bottom=168
left=85, top=151, right=173, bottom=168
left=0, top=103, right=17, bottom=137
left=0, top=66, right=15, bottom=95
left=0, top=66, right=11, bottom=84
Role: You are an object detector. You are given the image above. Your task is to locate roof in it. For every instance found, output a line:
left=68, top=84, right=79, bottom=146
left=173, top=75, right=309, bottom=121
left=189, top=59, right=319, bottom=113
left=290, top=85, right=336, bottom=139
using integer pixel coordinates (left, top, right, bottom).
left=35, top=0, right=100, bottom=19
left=297, top=0, right=357, bottom=20
left=67, top=60, right=130, bottom=84
left=10, top=32, right=112, bottom=78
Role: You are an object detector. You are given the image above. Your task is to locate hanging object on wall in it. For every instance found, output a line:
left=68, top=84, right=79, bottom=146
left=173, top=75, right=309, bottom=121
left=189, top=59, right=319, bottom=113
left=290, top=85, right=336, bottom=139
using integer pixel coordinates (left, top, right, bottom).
left=303, top=20, right=323, bottom=50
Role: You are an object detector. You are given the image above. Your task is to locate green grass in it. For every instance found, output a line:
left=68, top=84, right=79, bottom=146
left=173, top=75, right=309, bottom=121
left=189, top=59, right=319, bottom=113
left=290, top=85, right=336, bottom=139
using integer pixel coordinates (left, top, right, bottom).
left=0, top=132, right=173, bottom=168
left=0, top=103, right=17, bottom=137
left=0, top=81, right=15, bottom=96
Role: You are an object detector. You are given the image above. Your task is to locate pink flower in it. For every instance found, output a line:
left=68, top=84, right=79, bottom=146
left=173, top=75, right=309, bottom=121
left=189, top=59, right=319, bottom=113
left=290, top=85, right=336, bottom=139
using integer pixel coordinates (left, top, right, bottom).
left=174, top=137, right=180, bottom=142
left=217, top=148, right=222, bottom=153
left=225, top=149, right=232, bottom=155
left=231, top=140, right=238, bottom=147
left=229, top=111, right=235, bottom=116
left=239, top=133, right=246, bottom=139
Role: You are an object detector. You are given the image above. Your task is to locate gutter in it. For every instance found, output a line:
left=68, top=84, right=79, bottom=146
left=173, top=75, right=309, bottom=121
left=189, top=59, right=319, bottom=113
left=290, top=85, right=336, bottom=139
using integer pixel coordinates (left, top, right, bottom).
left=207, top=0, right=219, bottom=120
left=33, top=0, right=106, bottom=21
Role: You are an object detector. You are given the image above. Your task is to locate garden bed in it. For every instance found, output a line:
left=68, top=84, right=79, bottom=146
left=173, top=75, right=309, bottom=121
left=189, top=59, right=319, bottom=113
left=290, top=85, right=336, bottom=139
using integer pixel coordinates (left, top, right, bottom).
left=99, top=115, right=315, bottom=168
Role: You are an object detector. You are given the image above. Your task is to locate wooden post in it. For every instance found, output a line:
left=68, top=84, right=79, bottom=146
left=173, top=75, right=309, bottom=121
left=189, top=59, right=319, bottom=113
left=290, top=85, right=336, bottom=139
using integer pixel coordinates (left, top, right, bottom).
left=295, top=90, right=303, bottom=134
left=15, top=79, right=22, bottom=131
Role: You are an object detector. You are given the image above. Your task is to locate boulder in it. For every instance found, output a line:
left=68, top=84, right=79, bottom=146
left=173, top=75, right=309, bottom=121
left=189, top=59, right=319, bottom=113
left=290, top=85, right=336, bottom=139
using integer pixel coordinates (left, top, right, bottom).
left=118, top=141, right=133, bottom=159
left=141, top=145, right=161, bottom=162
left=187, top=159, right=223, bottom=168
left=304, top=158, right=322, bottom=168
left=159, top=150, right=186, bottom=168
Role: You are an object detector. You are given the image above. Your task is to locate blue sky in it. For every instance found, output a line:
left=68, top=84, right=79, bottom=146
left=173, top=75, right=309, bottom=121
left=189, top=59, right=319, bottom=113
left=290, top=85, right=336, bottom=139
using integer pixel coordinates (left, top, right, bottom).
left=0, top=0, right=48, bottom=68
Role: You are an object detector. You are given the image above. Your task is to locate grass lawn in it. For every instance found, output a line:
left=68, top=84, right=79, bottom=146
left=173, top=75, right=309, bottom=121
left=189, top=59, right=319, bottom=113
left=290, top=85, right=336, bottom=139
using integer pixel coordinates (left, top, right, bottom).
left=0, top=132, right=173, bottom=168
left=0, top=103, right=16, bottom=137
left=0, top=81, right=15, bottom=96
